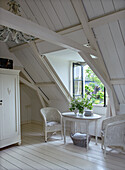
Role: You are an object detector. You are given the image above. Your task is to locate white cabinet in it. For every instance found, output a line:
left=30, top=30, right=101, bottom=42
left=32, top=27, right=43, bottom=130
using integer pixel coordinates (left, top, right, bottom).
left=0, top=69, right=21, bottom=148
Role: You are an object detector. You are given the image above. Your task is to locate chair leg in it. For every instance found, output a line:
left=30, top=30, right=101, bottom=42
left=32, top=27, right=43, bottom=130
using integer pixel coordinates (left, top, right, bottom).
left=101, top=135, right=104, bottom=149
left=104, top=145, right=106, bottom=158
left=45, top=131, right=47, bottom=142
left=61, top=129, right=63, bottom=140
left=101, top=138, right=104, bottom=150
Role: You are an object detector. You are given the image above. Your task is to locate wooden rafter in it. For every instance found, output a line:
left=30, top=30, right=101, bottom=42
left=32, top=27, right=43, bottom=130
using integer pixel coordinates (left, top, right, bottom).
left=89, top=9, right=125, bottom=28
left=36, top=82, right=56, bottom=87
left=111, top=79, right=125, bottom=85
left=71, top=0, right=119, bottom=115
left=9, top=24, right=82, bottom=52
left=0, top=8, right=97, bottom=56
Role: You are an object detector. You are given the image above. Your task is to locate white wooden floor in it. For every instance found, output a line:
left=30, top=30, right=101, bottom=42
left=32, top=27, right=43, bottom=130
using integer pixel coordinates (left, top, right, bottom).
left=0, top=124, right=125, bottom=170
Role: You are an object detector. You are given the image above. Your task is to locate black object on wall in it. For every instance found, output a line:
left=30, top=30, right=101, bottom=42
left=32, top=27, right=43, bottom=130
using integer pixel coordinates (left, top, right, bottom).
left=0, top=58, right=13, bottom=69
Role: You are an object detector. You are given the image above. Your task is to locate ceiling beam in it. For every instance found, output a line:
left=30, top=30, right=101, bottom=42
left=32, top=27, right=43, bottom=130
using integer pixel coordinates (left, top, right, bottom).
left=36, top=82, right=56, bottom=87
left=71, top=0, right=109, bottom=76
left=71, top=0, right=110, bottom=82
left=9, top=24, right=82, bottom=52
left=20, top=77, right=37, bottom=91
left=89, top=9, right=125, bottom=28
left=0, top=8, right=97, bottom=56
left=111, top=79, right=125, bottom=85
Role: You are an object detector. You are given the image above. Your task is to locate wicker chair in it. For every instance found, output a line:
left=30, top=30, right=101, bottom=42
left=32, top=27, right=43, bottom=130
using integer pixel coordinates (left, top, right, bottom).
left=40, top=107, right=63, bottom=142
left=101, top=114, right=125, bottom=157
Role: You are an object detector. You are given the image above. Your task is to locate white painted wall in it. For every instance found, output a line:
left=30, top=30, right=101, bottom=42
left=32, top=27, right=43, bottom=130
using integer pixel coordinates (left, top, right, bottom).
left=20, top=85, right=43, bottom=124
left=31, top=94, right=42, bottom=123
left=46, top=49, right=84, bottom=91
left=20, top=85, right=32, bottom=124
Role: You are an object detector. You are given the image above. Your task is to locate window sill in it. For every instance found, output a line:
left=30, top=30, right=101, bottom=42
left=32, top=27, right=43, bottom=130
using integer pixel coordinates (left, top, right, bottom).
left=93, top=104, right=107, bottom=107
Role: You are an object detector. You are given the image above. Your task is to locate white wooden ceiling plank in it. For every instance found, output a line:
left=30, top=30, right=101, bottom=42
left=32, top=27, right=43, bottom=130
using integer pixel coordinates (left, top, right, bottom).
left=114, top=85, right=125, bottom=103
left=14, top=49, right=41, bottom=83
left=41, top=86, right=64, bottom=100
left=100, top=0, right=115, bottom=14
left=36, top=41, right=64, bottom=55
left=24, top=47, right=51, bottom=82
left=51, top=0, right=71, bottom=28
left=18, top=5, right=27, bottom=19
left=94, top=24, right=124, bottom=79
left=89, top=0, right=104, bottom=18
left=113, top=0, right=125, bottom=10
left=14, top=51, right=38, bottom=82
left=42, top=0, right=63, bottom=31
left=64, top=29, right=88, bottom=45
left=95, top=24, right=124, bottom=78
left=15, top=48, right=45, bottom=83
left=28, top=48, right=53, bottom=82
left=17, top=0, right=37, bottom=24
left=60, top=0, right=79, bottom=25
left=81, top=0, right=95, bottom=19
left=41, top=86, right=56, bottom=100
left=35, top=0, right=55, bottom=31
left=26, top=0, right=48, bottom=28
left=119, top=20, right=125, bottom=44
left=108, top=21, right=125, bottom=76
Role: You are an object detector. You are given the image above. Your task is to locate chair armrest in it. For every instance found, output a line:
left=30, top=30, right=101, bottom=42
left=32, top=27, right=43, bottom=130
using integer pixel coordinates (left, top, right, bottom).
left=107, top=120, right=125, bottom=128
left=105, top=120, right=125, bottom=138
left=102, top=115, right=125, bottom=131
left=41, top=113, right=47, bottom=126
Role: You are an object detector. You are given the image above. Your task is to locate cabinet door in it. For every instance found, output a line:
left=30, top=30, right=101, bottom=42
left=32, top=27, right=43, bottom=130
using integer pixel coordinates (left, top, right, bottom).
left=0, top=74, right=18, bottom=140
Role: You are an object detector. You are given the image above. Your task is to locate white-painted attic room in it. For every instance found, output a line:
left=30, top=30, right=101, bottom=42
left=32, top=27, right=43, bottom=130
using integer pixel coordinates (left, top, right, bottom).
left=0, top=0, right=125, bottom=170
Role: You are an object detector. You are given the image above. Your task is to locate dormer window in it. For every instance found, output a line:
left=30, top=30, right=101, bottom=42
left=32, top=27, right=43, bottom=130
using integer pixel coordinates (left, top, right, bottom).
left=73, top=63, right=107, bottom=106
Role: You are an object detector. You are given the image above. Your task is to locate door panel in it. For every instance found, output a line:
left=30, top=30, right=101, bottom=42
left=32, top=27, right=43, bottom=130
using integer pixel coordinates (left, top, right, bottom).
left=2, top=74, right=17, bottom=139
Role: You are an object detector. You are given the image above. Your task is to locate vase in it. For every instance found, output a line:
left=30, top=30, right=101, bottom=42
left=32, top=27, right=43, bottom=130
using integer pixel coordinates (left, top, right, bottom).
left=74, top=109, right=78, bottom=115
left=78, top=110, right=84, bottom=115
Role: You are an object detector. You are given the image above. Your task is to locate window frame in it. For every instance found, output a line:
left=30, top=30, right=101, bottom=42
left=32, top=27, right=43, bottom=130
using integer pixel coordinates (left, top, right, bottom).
left=73, top=63, right=83, bottom=98
left=72, top=62, right=107, bottom=107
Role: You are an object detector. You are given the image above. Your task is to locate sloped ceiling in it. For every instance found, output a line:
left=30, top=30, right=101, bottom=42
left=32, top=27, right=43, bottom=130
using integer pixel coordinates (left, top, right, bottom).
left=82, top=0, right=125, bottom=106
left=17, top=0, right=80, bottom=31
left=13, top=46, right=69, bottom=102
left=0, top=0, right=125, bottom=111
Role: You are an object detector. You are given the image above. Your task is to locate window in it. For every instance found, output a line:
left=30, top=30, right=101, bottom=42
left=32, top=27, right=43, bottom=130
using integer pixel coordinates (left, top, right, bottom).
left=73, top=63, right=83, bottom=98
left=73, top=63, right=107, bottom=106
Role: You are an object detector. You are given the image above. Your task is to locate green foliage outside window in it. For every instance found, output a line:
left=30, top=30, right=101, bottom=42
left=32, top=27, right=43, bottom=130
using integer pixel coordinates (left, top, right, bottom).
left=85, top=66, right=104, bottom=104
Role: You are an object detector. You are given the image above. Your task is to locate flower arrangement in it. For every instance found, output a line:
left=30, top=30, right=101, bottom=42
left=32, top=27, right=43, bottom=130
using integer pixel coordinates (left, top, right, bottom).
left=69, top=95, right=93, bottom=114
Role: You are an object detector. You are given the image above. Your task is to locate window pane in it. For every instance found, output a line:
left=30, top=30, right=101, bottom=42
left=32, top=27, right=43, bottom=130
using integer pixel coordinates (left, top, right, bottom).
left=74, top=81, right=82, bottom=95
left=85, top=65, right=105, bottom=105
left=74, top=65, right=82, bottom=79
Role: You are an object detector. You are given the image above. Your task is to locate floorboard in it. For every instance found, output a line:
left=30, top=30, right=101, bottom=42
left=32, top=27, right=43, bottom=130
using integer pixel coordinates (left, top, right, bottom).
left=0, top=123, right=125, bottom=170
